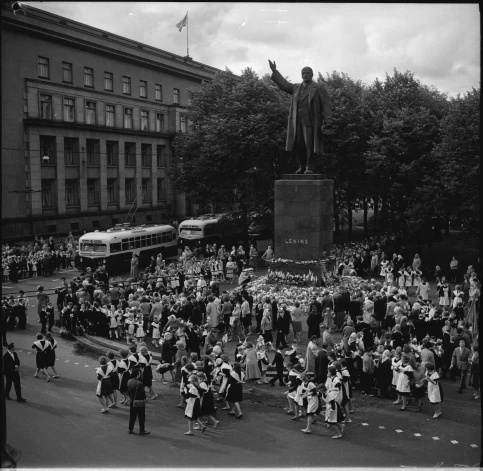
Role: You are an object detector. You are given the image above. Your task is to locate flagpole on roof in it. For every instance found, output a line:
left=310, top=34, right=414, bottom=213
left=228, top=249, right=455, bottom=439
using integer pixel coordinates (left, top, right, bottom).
left=186, top=11, right=189, bottom=57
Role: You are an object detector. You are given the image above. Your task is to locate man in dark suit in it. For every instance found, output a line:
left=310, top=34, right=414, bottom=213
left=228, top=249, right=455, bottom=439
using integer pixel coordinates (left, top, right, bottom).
left=3, top=343, right=27, bottom=402
left=451, top=339, right=471, bottom=393
left=127, top=367, right=150, bottom=435
left=269, top=60, right=333, bottom=174
left=315, top=343, right=329, bottom=385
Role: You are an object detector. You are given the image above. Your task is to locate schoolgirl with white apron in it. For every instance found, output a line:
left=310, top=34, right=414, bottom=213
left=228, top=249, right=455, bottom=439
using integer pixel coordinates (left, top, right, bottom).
left=33, top=336, right=51, bottom=381
left=412, top=268, right=422, bottom=288
left=125, top=314, right=135, bottom=344
left=135, top=316, right=145, bottom=341
left=404, top=268, right=412, bottom=287
left=151, top=320, right=161, bottom=347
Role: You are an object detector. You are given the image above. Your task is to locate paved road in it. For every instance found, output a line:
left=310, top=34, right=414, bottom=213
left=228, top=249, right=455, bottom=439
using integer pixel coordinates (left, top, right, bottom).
left=3, top=270, right=481, bottom=468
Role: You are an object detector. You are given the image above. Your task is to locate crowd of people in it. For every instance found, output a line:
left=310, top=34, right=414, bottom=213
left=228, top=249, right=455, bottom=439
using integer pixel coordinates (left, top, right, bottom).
left=2, top=233, right=79, bottom=283
left=2, top=231, right=480, bottom=438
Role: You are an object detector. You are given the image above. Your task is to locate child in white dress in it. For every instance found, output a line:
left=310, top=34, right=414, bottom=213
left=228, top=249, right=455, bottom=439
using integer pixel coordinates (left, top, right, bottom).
left=421, top=363, right=442, bottom=419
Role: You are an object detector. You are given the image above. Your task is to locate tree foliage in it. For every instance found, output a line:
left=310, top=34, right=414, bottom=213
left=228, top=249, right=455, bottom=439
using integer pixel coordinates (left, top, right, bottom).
left=171, top=66, right=479, bottom=244
left=169, top=68, right=292, bottom=238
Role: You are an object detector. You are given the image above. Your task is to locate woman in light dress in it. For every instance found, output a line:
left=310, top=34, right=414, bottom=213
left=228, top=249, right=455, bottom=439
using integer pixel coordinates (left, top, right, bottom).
left=420, top=362, right=442, bottom=419
left=324, top=366, right=345, bottom=439
left=299, top=373, right=320, bottom=434
left=242, top=343, right=261, bottom=392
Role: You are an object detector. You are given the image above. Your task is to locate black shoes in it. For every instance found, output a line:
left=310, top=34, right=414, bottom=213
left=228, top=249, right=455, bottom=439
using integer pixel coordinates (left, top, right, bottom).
left=139, top=431, right=150, bottom=436
left=17, top=398, right=27, bottom=402
left=6, top=396, right=11, bottom=400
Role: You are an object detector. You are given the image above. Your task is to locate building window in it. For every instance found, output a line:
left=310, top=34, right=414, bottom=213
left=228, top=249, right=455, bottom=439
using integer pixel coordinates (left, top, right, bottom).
left=104, top=72, right=113, bottom=91
left=123, top=76, right=131, bottom=95
left=155, top=84, right=163, bottom=101
left=41, top=180, right=55, bottom=208
left=107, top=179, right=118, bottom=203
left=86, top=139, right=100, bottom=165
left=124, top=108, right=132, bottom=129
left=141, top=110, right=149, bottom=131
left=141, top=144, right=152, bottom=167
left=87, top=179, right=99, bottom=205
left=173, top=88, right=180, bottom=104
left=156, top=145, right=167, bottom=167
left=62, top=62, right=73, bottom=83
left=180, top=115, right=187, bottom=133
left=125, top=179, right=135, bottom=203
left=85, top=101, right=96, bottom=125
left=156, top=113, right=164, bottom=133
left=64, top=138, right=79, bottom=165
left=84, top=67, right=94, bottom=87
left=157, top=178, right=166, bottom=201
left=105, top=104, right=115, bottom=127
left=140, top=80, right=147, bottom=98
left=142, top=179, right=150, bottom=202
left=38, top=56, right=49, bottom=78
left=64, top=97, right=75, bottom=122
left=39, top=94, right=52, bottom=120
left=65, top=179, right=79, bottom=206
left=106, top=141, right=118, bottom=166
left=124, top=142, right=135, bottom=167
left=40, top=136, right=56, bottom=165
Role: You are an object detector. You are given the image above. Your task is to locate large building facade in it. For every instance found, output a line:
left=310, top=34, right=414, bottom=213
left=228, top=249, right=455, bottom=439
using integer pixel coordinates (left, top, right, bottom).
left=1, top=4, right=219, bottom=239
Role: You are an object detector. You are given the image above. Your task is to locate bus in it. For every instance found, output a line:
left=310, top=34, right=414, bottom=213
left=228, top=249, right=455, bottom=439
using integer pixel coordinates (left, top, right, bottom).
left=77, top=223, right=178, bottom=275
left=178, top=212, right=245, bottom=248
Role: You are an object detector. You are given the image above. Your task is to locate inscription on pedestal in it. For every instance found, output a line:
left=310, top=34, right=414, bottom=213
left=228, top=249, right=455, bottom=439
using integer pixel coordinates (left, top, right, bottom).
left=274, top=177, right=333, bottom=261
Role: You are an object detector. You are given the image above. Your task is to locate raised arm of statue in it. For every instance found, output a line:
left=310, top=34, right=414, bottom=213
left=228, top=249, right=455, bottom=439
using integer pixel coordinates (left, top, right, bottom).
left=269, top=60, right=294, bottom=96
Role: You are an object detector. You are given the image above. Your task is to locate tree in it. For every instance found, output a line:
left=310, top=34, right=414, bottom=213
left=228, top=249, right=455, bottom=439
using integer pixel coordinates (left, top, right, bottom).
left=410, top=87, right=480, bottom=231
left=319, top=71, right=376, bottom=240
left=169, top=68, right=291, bottom=244
left=364, top=69, right=446, bottom=241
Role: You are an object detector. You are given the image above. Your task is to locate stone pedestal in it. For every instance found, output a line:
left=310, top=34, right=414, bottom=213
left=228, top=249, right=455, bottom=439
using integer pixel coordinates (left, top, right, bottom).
left=274, top=174, right=333, bottom=261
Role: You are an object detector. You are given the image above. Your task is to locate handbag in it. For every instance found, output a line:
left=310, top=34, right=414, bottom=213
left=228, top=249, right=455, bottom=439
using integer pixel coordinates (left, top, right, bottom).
left=132, top=381, right=146, bottom=408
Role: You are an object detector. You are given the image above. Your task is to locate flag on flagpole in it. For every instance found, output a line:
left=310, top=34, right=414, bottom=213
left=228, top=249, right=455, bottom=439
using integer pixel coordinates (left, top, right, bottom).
left=176, top=13, right=188, bottom=32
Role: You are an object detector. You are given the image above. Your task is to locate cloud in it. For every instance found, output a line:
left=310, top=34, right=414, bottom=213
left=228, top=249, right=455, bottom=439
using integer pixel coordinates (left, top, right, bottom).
left=33, top=2, right=480, bottom=97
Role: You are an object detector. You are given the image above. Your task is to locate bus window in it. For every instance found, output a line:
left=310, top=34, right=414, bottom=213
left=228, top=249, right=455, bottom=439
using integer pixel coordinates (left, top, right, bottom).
left=145, top=235, right=151, bottom=246
left=172, top=231, right=177, bottom=240
left=135, top=237, right=141, bottom=249
left=122, top=239, right=129, bottom=251
left=110, top=242, right=121, bottom=253
left=80, top=242, right=107, bottom=253
left=141, top=235, right=146, bottom=247
left=129, top=237, right=135, bottom=249
left=161, top=232, right=167, bottom=243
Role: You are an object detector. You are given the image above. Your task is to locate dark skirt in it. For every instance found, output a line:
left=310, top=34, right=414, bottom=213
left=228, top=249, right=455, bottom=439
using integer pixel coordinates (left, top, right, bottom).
left=225, top=382, right=243, bottom=403
left=242, top=315, right=252, bottom=328
left=98, top=378, right=113, bottom=397
left=200, top=388, right=217, bottom=415
left=36, top=352, right=47, bottom=369
left=45, top=349, right=56, bottom=368
left=262, top=330, right=273, bottom=343
left=185, top=398, right=201, bottom=420
left=110, top=371, right=120, bottom=391
left=410, top=384, right=426, bottom=399
left=119, top=372, right=131, bottom=394
left=142, top=365, right=153, bottom=388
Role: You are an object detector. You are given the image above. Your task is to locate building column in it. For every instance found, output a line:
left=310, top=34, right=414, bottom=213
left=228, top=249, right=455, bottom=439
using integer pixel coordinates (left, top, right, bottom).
left=135, top=141, right=142, bottom=209
left=118, top=139, right=125, bottom=209
left=100, top=139, right=107, bottom=211
left=29, top=133, right=42, bottom=216
left=57, top=136, right=66, bottom=214
left=151, top=147, right=158, bottom=206
left=79, top=138, right=88, bottom=212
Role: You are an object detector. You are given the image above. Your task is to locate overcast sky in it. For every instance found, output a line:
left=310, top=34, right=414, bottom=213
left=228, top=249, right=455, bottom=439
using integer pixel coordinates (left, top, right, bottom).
left=34, top=2, right=480, bottom=97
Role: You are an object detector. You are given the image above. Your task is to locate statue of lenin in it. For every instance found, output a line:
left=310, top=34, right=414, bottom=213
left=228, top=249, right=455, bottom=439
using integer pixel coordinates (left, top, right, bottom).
left=269, top=60, right=333, bottom=174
